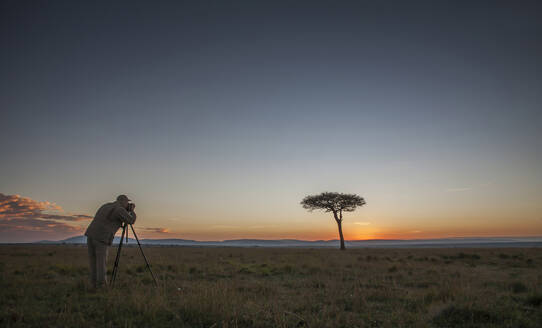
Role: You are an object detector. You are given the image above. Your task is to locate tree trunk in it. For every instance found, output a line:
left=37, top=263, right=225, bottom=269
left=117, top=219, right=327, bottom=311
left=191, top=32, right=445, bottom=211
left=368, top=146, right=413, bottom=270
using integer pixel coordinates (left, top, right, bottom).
left=332, top=211, right=346, bottom=250
left=337, top=219, right=346, bottom=250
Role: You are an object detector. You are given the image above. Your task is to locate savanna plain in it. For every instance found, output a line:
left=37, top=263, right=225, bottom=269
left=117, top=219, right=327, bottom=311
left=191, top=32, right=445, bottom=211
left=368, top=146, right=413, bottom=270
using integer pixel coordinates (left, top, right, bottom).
left=1, top=245, right=541, bottom=327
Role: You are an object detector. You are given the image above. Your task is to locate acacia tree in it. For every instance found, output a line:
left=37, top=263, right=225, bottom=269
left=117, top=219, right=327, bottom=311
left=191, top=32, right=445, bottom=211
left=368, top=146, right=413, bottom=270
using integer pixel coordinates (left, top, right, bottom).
left=300, top=192, right=366, bottom=250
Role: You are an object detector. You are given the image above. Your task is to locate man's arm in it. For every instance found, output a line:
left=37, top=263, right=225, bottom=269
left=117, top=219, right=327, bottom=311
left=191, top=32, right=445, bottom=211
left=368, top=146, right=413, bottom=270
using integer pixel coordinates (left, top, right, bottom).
left=116, top=206, right=136, bottom=225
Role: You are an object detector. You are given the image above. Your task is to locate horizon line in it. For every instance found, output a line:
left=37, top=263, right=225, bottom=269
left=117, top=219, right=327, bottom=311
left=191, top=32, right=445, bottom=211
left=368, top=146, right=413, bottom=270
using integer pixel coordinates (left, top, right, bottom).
left=11, top=234, right=542, bottom=244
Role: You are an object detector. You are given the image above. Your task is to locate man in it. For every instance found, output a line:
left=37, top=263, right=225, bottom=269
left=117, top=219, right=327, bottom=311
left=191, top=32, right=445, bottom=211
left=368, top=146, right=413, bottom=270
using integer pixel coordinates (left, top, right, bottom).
left=85, top=194, right=136, bottom=289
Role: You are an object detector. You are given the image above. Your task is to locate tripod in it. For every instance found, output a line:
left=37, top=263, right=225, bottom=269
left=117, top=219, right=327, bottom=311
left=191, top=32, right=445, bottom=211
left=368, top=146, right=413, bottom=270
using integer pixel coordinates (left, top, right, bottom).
left=110, top=223, right=158, bottom=287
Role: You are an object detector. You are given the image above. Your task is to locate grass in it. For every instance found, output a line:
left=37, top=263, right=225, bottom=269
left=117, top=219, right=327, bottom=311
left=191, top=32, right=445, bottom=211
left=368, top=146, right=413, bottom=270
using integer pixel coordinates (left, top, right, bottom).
left=1, top=246, right=541, bottom=327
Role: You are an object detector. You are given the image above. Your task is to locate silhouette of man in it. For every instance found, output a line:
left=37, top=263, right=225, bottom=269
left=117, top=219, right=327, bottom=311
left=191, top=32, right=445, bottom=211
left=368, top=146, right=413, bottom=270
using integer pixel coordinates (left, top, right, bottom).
left=85, top=195, right=136, bottom=289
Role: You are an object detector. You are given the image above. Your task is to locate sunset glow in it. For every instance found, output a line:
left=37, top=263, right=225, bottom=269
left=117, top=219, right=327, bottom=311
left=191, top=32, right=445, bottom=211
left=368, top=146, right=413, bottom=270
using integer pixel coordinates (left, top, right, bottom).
left=1, top=1, right=541, bottom=243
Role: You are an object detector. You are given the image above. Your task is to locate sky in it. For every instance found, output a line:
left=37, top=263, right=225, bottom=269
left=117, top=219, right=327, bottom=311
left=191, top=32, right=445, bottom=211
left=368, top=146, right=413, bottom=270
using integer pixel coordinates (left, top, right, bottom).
left=1, top=0, right=541, bottom=243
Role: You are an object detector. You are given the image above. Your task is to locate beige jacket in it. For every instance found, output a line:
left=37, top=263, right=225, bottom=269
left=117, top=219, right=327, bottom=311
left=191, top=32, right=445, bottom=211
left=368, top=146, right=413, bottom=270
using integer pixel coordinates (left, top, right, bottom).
left=85, top=201, right=136, bottom=245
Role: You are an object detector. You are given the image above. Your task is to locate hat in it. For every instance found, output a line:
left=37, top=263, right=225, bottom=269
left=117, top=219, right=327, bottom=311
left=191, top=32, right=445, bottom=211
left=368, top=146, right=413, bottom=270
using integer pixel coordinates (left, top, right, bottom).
left=116, top=194, right=131, bottom=202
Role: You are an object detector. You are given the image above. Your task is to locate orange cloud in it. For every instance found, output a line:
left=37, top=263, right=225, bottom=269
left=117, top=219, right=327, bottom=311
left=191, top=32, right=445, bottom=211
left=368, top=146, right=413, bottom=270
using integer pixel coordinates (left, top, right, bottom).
left=0, top=217, right=82, bottom=233
left=0, top=193, right=62, bottom=219
left=138, top=227, right=170, bottom=233
left=0, top=193, right=92, bottom=242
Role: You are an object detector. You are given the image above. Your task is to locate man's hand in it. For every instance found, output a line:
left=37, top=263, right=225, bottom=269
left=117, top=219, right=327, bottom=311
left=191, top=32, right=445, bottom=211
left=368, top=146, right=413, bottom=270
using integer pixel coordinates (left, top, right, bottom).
left=128, top=203, right=136, bottom=224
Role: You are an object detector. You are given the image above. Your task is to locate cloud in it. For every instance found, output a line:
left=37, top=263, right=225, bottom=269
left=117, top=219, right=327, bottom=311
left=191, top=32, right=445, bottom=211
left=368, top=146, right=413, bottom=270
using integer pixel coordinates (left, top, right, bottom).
left=353, top=221, right=371, bottom=226
left=138, top=227, right=170, bottom=234
left=0, top=217, right=82, bottom=233
left=35, top=213, right=93, bottom=221
left=0, top=193, right=92, bottom=239
left=0, top=193, right=61, bottom=218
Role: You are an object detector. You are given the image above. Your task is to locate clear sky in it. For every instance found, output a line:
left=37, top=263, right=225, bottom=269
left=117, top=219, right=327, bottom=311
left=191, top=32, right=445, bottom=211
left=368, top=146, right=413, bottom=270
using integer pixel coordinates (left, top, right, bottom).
left=1, top=1, right=541, bottom=243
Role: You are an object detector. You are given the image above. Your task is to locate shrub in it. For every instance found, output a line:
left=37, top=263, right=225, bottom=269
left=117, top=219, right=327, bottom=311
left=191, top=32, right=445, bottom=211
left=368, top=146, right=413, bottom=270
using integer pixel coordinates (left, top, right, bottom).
left=432, top=305, right=501, bottom=327
left=525, top=294, right=542, bottom=307
left=510, top=282, right=528, bottom=293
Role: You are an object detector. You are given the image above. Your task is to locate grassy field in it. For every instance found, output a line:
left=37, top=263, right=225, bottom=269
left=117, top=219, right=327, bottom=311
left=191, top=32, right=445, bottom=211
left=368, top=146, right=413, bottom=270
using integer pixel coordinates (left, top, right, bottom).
left=1, top=245, right=541, bottom=327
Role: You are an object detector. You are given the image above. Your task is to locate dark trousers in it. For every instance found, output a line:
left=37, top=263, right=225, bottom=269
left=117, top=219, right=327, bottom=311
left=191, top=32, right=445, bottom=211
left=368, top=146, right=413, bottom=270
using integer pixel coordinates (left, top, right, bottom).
left=87, top=236, right=108, bottom=287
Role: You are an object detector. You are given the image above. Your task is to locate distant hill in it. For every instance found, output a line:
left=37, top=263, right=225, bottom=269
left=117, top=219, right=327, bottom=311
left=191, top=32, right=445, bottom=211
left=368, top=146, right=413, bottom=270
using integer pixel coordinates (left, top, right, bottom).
left=36, top=235, right=136, bottom=244
left=28, top=236, right=542, bottom=248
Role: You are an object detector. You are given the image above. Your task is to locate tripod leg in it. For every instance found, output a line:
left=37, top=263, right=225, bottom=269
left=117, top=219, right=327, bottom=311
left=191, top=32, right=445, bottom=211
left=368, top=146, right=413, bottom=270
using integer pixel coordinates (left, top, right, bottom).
left=129, top=224, right=158, bottom=287
left=111, top=224, right=126, bottom=287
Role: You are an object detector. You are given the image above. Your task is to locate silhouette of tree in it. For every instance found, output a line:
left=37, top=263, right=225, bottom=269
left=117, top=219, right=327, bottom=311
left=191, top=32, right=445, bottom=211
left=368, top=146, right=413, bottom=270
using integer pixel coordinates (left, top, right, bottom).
left=300, top=192, right=366, bottom=250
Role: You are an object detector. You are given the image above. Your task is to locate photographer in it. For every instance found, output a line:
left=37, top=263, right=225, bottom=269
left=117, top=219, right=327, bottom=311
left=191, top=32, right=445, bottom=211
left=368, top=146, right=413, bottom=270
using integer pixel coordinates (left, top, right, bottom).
left=85, top=195, right=136, bottom=289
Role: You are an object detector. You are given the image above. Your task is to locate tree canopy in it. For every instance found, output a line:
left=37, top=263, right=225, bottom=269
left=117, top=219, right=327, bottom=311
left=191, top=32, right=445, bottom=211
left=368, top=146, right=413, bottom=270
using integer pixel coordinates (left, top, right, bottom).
left=300, top=192, right=366, bottom=214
